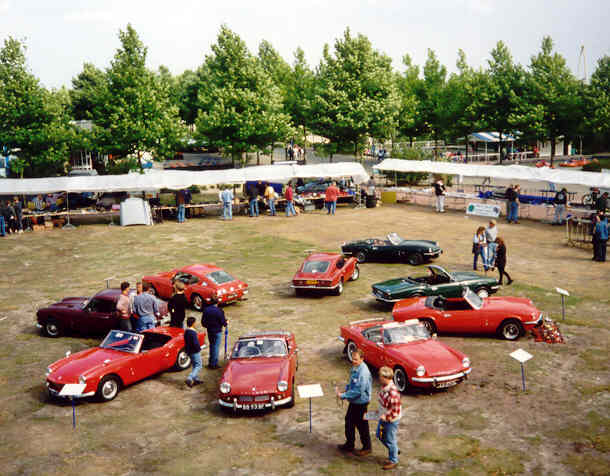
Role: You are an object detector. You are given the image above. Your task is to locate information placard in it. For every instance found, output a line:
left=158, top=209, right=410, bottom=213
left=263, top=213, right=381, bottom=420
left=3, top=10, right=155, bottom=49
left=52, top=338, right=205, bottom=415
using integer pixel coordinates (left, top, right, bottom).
left=59, top=383, right=87, bottom=397
left=297, top=384, right=324, bottom=399
left=510, top=348, right=533, bottom=363
left=466, top=203, right=501, bottom=218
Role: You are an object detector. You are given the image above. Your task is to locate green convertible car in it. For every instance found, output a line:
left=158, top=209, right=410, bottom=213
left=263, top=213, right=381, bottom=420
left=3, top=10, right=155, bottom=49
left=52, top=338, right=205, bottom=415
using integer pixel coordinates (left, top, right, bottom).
left=371, top=265, right=500, bottom=303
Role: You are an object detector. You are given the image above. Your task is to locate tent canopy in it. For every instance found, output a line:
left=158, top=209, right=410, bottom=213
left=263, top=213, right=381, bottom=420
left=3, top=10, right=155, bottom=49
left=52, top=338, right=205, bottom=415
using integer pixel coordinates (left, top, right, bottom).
left=373, top=159, right=610, bottom=188
left=0, top=162, right=370, bottom=195
left=469, top=132, right=517, bottom=142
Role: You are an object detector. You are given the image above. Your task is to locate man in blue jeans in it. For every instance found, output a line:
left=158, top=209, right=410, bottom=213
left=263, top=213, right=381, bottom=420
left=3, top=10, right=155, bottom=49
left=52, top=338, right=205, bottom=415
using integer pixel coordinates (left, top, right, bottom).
left=219, top=187, right=234, bottom=220
left=184, top=317, right=203, bottom=387
left=132, top=282, right=159, bottom=332
left=200, top=297, right=227, bottom=369
left=376, top=366, right=402, bottom=470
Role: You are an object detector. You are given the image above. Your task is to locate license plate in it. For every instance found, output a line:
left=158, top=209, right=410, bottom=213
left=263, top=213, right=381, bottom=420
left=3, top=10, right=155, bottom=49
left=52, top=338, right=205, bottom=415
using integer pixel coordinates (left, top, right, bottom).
left=306, top=280, right=318, bottom=285
left=435, top=380, right=458, bottom=389
left=242, top=403, right=265, bottom=410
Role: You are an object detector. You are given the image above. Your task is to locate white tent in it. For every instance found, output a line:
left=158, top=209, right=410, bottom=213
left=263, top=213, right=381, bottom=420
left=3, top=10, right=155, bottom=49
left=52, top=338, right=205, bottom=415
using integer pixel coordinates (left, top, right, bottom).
left=373, top=159, right=610, bottom=188
left=0, top=162, right=370, bottom=195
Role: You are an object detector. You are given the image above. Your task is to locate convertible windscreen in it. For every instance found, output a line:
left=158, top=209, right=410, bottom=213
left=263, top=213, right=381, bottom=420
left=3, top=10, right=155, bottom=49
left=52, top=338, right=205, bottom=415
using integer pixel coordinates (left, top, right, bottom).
left=206, top=271, right=234, bottom=285
left=384, top=324, right=430, bottom=343
left=302, top=261, right=330, bottom=273
left=232, top=338, right=288, bottom=358
left=101, top=330, right=143, bottom=353
left=173, top=272, right=199, bottom=285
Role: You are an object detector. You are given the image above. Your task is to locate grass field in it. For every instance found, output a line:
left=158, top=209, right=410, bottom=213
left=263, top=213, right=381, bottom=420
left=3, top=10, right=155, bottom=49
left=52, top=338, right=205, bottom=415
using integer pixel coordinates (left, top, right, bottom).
left=0, top=202, right=608, bottom=475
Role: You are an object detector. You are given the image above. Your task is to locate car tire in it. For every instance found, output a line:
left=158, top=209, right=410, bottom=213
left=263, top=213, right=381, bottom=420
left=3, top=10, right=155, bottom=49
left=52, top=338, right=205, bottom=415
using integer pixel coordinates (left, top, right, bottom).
left=295, top=288, right=305, bottom=297
left=349, top=265, right=360, bottom=281
left=475, top=287, right=490, bottom=299
left=334, top=279, right=344, bottom=296
left=43, top=319, right=62, bottom=338
left=191, top=293, right=204, bottom=312
left=393, top=367, right=409, bottom=393
left=346, top=341, right=358, bottom=363
left=498, top=319, right=523, bottom=341
left=174, top=348, right=191, bottom=370
left=96, top=375, right=121, bottom=402
left=420, top=319, right=437, bottom=335
left=356, top=252, right=367, bottom=263
left=407, top=253, right=424, bottom=266
left=285, top=379, right=296, bottom=408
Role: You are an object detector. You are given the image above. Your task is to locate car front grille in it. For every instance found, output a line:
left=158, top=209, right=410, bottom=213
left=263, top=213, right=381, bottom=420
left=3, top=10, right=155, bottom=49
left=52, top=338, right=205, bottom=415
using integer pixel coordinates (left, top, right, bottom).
left=238, top=396, right=253, bottom=402
left=254, top=395, right=269, bottom=402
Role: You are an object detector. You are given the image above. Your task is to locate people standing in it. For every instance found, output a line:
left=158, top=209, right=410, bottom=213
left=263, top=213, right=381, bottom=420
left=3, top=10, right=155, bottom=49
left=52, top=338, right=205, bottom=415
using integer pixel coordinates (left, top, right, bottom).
left=376, top=367, right=402, bottom=470
left=506, top=185, right=520, bottom=224
left=495, top=237, right=513, bottom=285
left=264, top=183, right=277, bottom=216
left=176, top=189, right=186, bottom=223
left=247, top=183, right=259, bottom=217
left=485, top=220, right=498, bottom=270
left=0, top=201, right=9, bottom=236
left=168, top=281, right=188, bottom=328
left=596, top=192, right=608, bottom=214
left=473, top=226, right=488, bottom=271
left=285, top=182, right=296, bottom=217
left=219, top=187, right=234, bottom=220
left=13, top=197, right=23, bottom=233
left=184, top=317, right=203, bottom=388
left=116, top=282, right=132, bottom=331
left=553, top=188, right=568, bottom=225
left=335, top=347, right=372, bottom=456
left=129, top=281, right=142, bottom=330
left=132, top=282, right=159, bottom=332
left=433, top=179, right=447, bottom=213
left=324, top=181, right=340, bottom=215
left=200, top=297, right=227, bottom=369
left=593, top=212, right=608, bottom=262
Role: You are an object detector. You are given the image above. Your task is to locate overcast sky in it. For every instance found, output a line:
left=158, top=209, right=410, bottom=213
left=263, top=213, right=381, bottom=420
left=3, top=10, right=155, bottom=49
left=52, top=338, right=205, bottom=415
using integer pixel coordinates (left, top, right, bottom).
left=1, top=0, right=609, bottom=89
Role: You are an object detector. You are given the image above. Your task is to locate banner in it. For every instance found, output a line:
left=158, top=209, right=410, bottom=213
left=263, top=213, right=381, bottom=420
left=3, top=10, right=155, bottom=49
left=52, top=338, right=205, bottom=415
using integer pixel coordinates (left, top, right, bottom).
left=466, top=202, right=501, bottom=218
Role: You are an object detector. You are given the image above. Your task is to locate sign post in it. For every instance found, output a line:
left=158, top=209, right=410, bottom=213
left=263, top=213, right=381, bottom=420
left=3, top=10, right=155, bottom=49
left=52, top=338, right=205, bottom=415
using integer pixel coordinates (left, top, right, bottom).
left=555, top=287, right=570, bottom=321
left=224, top=325, right=229, bottom=361
left=510, top=349, right=533, bottom=392
left=104, top=277, right=114, bottom=289
left=297, top=384, right=324, bottom=433
left=59, top=383, right=86, bottom=428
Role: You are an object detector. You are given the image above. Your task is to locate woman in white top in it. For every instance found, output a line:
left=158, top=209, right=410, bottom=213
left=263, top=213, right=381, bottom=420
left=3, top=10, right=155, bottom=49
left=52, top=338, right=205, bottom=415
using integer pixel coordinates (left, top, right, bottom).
left=473, top=226, right=488, bottom=271
left=485, top=220, right=498, bottom=270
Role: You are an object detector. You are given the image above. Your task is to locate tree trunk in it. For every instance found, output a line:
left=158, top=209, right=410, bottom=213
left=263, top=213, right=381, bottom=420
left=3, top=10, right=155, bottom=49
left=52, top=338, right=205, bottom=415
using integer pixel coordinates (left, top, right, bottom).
left=257, top=150, right=260, bottom=166
left=354, top=142, right=358, bottom=161
left=563, top=138, right=569, bottom=156
left=498, top=134, right=503, bottom=165
left=550, top=136, right=556, bottom=167
left=270, top=142, right=274, bottom=164
left=409, top=136, right=413, bottom=147
left=138, top=150, right=143, bottom=171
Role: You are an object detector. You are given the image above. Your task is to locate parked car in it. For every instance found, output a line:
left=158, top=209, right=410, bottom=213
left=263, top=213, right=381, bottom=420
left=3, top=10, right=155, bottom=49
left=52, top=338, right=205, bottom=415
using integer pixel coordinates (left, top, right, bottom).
left=559, top=157, right=591, bottom=168
left=291, top=253, right=359, bottom=296
left=342, top=232, right=442, bottom=265
left=36, top=288, right=169, bottom=338
left=218, top=330, right=298, bottom=412
left=142, top=264, right=248, bottom=311
left=372, top=265, right=500, bottom=303
left=45, top=327, right=206, bottom=402
left=392, top=288, right=543, bottom=340
left=339, top=319, right=471, bottom=392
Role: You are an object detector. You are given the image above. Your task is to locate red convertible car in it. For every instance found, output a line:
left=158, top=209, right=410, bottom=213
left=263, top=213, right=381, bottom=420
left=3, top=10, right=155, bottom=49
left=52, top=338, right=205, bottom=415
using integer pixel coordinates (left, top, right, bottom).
left=339, top=319, right=471, bottom=392
left=392, top=288, right=543, bottom=340
left=142, top=264, right=248, bottom=311
left=291, top=253, right=359, bottom=296
left=218, top=331, right=298, bottom=412
left=36, top=288, right=169, bottom=338
left=559, top=157, right=591, bottom=168
left=46, top=327, right=206, bottom=402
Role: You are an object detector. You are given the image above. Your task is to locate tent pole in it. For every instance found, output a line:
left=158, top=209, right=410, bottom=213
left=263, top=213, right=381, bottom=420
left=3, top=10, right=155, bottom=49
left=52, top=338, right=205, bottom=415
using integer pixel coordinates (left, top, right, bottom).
left=63, top=191, right=76, bottom=229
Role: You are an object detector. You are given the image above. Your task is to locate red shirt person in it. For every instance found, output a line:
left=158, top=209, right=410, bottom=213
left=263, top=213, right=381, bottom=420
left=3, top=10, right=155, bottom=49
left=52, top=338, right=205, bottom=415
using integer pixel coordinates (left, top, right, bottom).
left=324, top=182, right=340, bottom=215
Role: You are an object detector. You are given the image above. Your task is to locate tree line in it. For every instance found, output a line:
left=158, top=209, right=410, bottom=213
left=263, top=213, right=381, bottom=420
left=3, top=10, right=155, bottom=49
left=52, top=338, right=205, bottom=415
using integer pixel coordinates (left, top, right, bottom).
left=1, top=24, right=609, bottom=177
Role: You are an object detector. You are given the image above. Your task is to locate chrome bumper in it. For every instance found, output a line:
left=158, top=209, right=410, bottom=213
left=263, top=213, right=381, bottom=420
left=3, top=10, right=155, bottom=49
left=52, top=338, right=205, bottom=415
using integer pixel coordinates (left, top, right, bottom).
left=218, top=395, right=292, bottom=410
left=371, top=292, right=399, bottom=303
left=291, top=283, right=340, bottom=290
left=412, top=367, right=472, bottom=383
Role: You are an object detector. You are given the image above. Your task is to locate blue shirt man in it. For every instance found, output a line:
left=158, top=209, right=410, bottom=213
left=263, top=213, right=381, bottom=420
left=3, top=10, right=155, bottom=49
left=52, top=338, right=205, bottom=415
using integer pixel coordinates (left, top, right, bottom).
left=336, top=347, right=372, bottom=455
left=201, top=298, right=228, bottom=368
left=219, top=188, right=234, bottom=220
left=594, top=216, right=609, bottom=262
left=132, top=286, right=159, bottom=331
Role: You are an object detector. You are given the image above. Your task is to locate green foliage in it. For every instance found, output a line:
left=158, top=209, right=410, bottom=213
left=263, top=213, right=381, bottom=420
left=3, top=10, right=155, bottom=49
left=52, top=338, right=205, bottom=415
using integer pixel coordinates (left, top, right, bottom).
left=284, top=47, right=315, bottom=143
left=586, top=56, right=610, bottom=140
left=389, top=143, right=430, bottom=184
left=188, top=184, right=200, bottom=193
left=582, top=160, right=601, bottom=172
left=395, top=54, right=421, bottom=143
left=105, top=156, right=139, bottom=175
left=70, top=62, right=105, bottom=120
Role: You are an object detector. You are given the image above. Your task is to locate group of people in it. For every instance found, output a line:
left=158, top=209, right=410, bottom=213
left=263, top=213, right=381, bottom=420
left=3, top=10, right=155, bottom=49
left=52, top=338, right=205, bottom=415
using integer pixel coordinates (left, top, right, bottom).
left=115, top=281, right=161, bottom=332
left=472, top=220, right=512, bottom=284
left=0, top=197, right=23, bottom=236
left=286, top=144, right=305, bottom=162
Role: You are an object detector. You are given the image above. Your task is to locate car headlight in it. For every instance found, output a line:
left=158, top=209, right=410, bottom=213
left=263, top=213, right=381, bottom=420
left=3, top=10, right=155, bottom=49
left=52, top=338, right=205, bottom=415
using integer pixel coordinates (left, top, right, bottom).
left=220, top=382, right=231, bottom=394
left=238, top=284, right=242, bottom=289
left=277, top=380, right=288, bottom=392
left=79, top=375, right=87, bottom=384
left=416, top=365, right=426, bottom=377
left=462, top=357, right=470, bottom=368
left=46, top=367, right=52, bottom=377
left=428, top=247, right=433, bottom=252
left=218, top=289, right=226, bottom=295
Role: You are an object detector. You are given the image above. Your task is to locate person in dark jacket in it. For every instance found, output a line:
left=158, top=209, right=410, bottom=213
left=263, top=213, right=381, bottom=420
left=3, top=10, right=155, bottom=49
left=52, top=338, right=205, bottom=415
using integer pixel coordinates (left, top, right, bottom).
left=552, top=188, right=568, bottom=225
left=495, top=237, right=513, bottom=285
left=596, top=192, right=608, bottom=214
left=168, top=281, right=188, bottom=328
left=247, top=183, right=259, bottom=217
left=184, top=317, right=202, bottom=387
left=593, top=212, right=608, bottom=262
left=201, top=297, right=228, bottom=369
left=505, top=185, right=520, bottom=224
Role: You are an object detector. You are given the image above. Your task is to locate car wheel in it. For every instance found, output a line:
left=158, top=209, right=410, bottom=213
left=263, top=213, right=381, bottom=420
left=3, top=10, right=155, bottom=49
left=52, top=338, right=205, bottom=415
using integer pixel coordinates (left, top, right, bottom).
left=393, top=367, right=409, bottom=393
left=498, top=319, right=523, bottom=341
left=174, top=349, right=191, bottom=370
left=349, top=265, right=360, bottom=281
left=43, top=319, right=62, bottom=338
left=356, top=252, right=367, bottom=263
left=96, top=375, right=120, bottom=402
left=475, top=287, right=490, bottom=299
left=346, top=341, right=358, bottom=363
left=285, top=379, right=296, bottom=408
left=191, top=293, right=204, bottom=311
left=295, top=288, right=305, bottom=297
left=420, top=319, right=437, bottom=335
left=407, top=253, right=424, bottom=266
left=334, top=279, right=344, bottom=296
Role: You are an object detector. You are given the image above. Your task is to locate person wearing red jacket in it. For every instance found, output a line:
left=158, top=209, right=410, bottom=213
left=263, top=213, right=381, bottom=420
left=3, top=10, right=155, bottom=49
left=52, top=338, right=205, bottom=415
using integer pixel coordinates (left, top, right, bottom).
left=285, top=182, right=296, bottom=217
left=376, top=366, right=402, bottom=470
left=324, top=181, right=340, bottom=215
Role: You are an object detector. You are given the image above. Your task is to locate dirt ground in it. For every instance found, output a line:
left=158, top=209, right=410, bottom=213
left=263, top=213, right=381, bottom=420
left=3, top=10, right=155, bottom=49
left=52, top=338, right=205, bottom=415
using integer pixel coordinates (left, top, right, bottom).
left=0, top=201, right=608, bottom=475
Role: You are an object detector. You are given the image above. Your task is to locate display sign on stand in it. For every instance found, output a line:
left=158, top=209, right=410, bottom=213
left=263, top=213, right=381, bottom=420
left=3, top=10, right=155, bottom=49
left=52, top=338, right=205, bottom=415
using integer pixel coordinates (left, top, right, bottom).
left=510, top=349, right=533, bottom=392
left=59, top=383, right=86, bottom=428
left=555, top=287, right=570, bottom=321
left=466, top=203, right=501, bottom=218
left=297, top=384, right=324, bottom=433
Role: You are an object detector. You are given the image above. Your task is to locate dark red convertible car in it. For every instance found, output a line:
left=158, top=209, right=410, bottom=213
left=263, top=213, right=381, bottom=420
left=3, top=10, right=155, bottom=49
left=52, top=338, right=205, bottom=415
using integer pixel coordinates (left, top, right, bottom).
left=291, top=252, right=359, bottom=296
left=392, top=288, right=543, bottom=340
left=36, top=288, right=169, bottom=338
left=46, top=327, right=206, bottom=402
left=143, top=264, right=248, bottom=311
left=218, top=331, right=298, bottom=412
left=339, top=319, right=471, bottom=392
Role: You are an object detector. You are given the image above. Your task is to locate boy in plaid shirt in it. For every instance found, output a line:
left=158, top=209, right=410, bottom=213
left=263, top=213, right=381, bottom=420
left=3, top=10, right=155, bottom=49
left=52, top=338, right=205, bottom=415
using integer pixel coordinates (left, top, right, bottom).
left=376, top=366, right=402, bottom=470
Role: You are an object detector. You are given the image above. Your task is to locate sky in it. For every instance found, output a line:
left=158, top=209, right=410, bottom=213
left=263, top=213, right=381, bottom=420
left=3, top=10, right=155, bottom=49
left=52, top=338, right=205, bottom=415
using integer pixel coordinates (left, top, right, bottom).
left=1, top=0, right=609, bottom=89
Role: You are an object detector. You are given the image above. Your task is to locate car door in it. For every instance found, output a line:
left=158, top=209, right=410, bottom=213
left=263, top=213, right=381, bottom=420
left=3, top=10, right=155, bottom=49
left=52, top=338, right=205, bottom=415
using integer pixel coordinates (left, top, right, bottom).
left=436, top=300, right=483, bottom=333
left=131, top=334, right=170, bottom=380
left=428, top=267, right=462, bottom=298
left=360, top=328, right=384, bottom=369
left=79, top=298, right=118, bottom=334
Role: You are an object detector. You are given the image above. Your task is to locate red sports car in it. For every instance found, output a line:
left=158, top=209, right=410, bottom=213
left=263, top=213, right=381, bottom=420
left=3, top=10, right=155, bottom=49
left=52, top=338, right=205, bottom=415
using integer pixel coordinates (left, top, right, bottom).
left=45, top=327, right=206, bottom=402
left=218, top=331, right=298, bottom=412
left=392, top=288, right=543, bottom=340
left=143, top=264, right=248, bottom=310
left=291, top=253, right=359, bottom=296
left=559, top=157, right=591, bottom=168
left=36, top=288, right=169, bottom=338
left=339, top=319, right=471, bottom=392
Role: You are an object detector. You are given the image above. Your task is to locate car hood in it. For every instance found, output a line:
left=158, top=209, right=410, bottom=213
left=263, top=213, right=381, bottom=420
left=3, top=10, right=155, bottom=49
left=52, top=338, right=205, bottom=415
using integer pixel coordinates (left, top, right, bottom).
left=484, top=297, right=538, bottom=314
left=48, top=347, right=129, bottom=381
left=373, top=278, right=420, bottom=293
left=387, top=340, right=465, bottom=376
left=44, top=297, right=88, bottom=312
left=403, top=240, right=440, bottom=248
left=223, top=358, right=286, bottom=394
left=452, top=271, right=496, bottom=284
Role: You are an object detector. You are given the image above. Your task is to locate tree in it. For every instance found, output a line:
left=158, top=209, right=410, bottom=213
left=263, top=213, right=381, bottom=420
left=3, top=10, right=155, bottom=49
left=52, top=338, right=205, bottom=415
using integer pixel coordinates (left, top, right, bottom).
left=69, top=62, right=105, bottom=120
left=89, top=24, right=185, bottom=164
left=310, top=28, right=399, bottom=159
left=195, top=26, right=291, bottom=167
left=0, top=37, right=72, bottom=177
left=586, top=56, right=610, bottom=144
left=418, top=49, right=447, bottom=158
left=395, top=54, right=421, bottom=146
left=284, top=47, right=315, bottom=146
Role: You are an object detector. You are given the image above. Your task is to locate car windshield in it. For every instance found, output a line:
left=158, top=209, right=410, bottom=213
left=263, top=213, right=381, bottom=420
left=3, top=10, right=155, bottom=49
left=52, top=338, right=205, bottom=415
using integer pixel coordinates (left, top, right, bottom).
left=463, top=288, right=483, bottom=310
left=302, top=260, right=330, bottom=273
left=206, top=270, right=234, bottom=285
left=173, top=272, right=199, bottom=285
left=100, top=330, right=143, bottom=353
left=232, top=338, right=288, bottom=358
left=387, top=233, right=404, bottom=245
left=383, top=323, right=430, bottom=343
